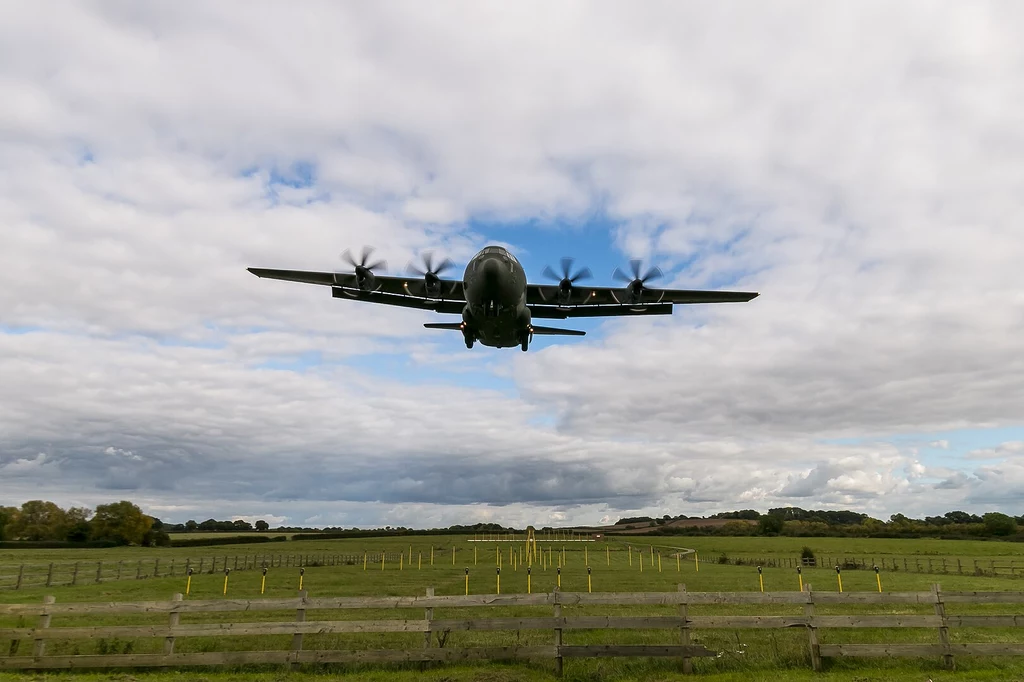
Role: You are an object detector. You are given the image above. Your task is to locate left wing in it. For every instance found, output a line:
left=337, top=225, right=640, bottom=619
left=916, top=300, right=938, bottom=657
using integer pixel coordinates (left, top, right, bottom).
left=526, top=283, right=758, bottom=319
left=248, top=268, right=466, bottom=314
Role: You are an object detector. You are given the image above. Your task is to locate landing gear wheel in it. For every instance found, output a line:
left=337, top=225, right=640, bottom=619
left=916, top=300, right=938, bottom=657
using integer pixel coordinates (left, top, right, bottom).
left=520, top=333, right=529, bottom=352
left=465, top=337, right=474, bottom=349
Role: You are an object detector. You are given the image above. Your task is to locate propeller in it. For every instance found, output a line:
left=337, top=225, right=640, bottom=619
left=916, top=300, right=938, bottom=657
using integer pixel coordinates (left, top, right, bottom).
left=406, top=251, right=455, bottom=297
left=542, top=257, right=593, bottom=286
left=612, top=259, right=663, bottom=302
left=340, top=246, right=387, bottom=290
left=542, top=257, right=592, bottom=304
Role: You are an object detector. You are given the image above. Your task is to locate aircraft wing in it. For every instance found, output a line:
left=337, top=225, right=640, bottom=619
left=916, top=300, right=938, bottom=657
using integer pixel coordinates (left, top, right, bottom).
left=526, top=283, right=758, bottom=318
left=247, top=268, right=466, bottom=312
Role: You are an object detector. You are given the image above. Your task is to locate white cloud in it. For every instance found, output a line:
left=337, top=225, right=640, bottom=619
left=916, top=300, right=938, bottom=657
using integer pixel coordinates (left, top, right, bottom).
left=1, top=2, right=1022, bottom=525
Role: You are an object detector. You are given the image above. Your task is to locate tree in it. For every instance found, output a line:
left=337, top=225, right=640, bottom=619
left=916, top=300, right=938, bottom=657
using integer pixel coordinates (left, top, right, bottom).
left=255, top=520, right=270, bottom=531
left=0, top=506, right=18, bottom=541
left=759, top=515, right=785, bottom=535
left=983, top=512, right=1017, bottom=537
left=185, top=520, right=198, bottom=531
left=64, top=507, right=93, bottom=542
left=9, top=501, right=67, bottom=541
left=90, top=501, right=153, bottom=545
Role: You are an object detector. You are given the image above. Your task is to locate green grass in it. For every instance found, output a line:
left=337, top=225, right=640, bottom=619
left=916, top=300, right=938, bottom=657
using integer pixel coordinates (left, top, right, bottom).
left=2, top=535, right=1024, bottom=681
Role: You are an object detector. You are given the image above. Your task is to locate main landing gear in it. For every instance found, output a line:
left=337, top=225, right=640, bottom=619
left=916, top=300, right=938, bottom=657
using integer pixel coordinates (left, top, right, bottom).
left=463, top=327, right=475, bottom=349
left=519, top=329, right=532, bottom=352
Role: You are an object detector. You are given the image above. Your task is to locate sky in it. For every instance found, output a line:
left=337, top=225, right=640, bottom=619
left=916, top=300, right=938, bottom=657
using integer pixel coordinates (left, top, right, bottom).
left=1, top=2, right=1023, bottom=529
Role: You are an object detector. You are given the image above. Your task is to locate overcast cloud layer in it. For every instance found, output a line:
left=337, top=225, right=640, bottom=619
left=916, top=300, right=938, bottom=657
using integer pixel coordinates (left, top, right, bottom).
left=2, top=2, right=1023, bottom=528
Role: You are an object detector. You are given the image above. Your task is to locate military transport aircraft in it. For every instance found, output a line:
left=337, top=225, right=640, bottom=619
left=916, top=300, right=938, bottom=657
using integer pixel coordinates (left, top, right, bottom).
left=248, top=246, right=758, bottom=352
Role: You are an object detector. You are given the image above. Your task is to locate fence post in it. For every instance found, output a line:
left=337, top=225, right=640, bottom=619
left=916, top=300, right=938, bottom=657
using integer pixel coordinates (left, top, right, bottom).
left=291, top=589, right=307, bottom=670
left=424, top=586, right=435, bottom=651
left=932, top=583, right=954, bottom=670
left=553, top=586, right=563, bottom=677
left=95, top=562, right=102, bottom=583
left=15, top=564, right=24, bottom=590
left=71, top=562, right=79, bottom=586
left=155, top=558, right=160, bottom=578
left=33, top=595, right=55, bottom=658
left=803, top=583, right=821, bottom=672
left=136, top=561, right=142, bottom=579
left=165, top=593, right=183, bottom=655
left=679, top=584, right=692, bottom=674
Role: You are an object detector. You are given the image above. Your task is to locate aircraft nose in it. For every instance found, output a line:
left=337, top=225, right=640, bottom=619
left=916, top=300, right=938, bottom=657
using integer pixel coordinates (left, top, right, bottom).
left=481, top=258, right=502, bottom=286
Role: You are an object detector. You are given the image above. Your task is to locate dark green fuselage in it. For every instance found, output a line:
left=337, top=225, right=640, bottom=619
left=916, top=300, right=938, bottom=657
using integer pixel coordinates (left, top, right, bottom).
left=462, top=246, right=530, bottom=348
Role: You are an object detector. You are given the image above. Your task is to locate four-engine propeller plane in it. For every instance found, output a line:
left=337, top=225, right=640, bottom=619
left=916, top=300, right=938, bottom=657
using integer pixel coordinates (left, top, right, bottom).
left=248, top=246, right=758, bottom=351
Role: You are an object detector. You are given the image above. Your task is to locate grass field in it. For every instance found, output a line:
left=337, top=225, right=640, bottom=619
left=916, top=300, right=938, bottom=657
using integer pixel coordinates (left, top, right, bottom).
left=1, top=535, right=1023, bottom=681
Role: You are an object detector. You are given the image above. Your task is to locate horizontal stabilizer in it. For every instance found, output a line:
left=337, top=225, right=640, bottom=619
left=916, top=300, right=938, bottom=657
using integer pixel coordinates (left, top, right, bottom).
left=423, top=323, right=464, bottom=331
left=531, top=325, right=585, bottom=336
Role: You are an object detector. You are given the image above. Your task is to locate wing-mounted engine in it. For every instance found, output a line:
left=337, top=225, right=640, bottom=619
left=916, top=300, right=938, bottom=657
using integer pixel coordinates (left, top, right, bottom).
left=340, top=246, right=388, bottom=291
left=612, top=259, right=664, bottom=305
left=541, top=256, right=592, bottom=306
left=405, top=251, right=455, bottom=298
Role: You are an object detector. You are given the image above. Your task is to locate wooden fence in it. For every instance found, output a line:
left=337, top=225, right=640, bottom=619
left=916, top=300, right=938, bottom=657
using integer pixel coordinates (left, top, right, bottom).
left=1, top=584, right=1023, bottom=673
left=0, top=552, right=392, bottom=591
left=4, top=547, right=1022, bottom=591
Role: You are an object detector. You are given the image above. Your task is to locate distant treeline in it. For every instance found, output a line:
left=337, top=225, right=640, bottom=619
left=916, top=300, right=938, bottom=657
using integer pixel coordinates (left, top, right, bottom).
left=615, top=508, right=1024, bottom=540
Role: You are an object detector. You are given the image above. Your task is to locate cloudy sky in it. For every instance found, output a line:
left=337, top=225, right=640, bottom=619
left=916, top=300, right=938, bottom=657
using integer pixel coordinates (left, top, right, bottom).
left=2, top=2, right=1022, bottom=529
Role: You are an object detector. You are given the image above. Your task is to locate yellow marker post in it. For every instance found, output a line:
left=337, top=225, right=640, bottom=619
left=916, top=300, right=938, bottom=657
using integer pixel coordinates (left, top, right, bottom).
left=650, top=545, right=654, bottom=562
left=874, top=565, right=882, bottom=592
left=400, top=553, right=404, bottom=571
left=658, top=552, right=662, bottom=573
left=465, top=568, right=469, bottom=595
left=418, top=552, right=422, bottom=570
left=261, top=567, right=267, bottom=595
left=562, top=546, right=565, bottom=566
left=695, top=550, right=699, bottom=572
left=606, top=546, right=610, bottom=566
left=557, top=566, right=561, bottom=589
left=453, top=546, right=456, bottom=566
left=223, top=568, right=230, bottom=595
left=527, top=567, right=532, bottom=594
left=381, top=552, right=385, bottom=571
left=585, top=545, right=588, bottom=566
left=587, top=566, right=592, bottom=593
left=757, top=566, right=764, bottom=592
left=298, top=567, right=304, bottom=592
left=496, top=546, right=500, bottom=566
left=677, top=553, right=680, bottom=572
left=639, top=552, right=644, bottom=573
left=835, top=565, right=843, bottom=593
left=496, top=567, right=501, bottom=595
left=185, top=567, right=193, bottom=595
left=409, top=545, right=412, bottom=564
left=474, top=546, right=477, bottom=565
left=430, top=547, right=434, bottom=566
left=797, top=566, right=803, bottom=592
left=629, top=546, right=632, bottom=567
left=363, top=552, right=367, bottom=571
left=509, top=545, right=513, bottom=566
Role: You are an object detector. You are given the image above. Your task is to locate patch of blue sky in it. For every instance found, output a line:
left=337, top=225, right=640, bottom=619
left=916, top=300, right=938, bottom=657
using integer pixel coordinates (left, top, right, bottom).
left=824, top=426, right=1024, bottom=470
left=0, top=325, right=44, bottom=335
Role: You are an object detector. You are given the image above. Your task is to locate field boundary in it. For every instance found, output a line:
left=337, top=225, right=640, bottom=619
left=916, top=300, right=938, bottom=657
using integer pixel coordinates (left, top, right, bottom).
left=4, top=546, right=1022, bottom=592
left=3, top=584, right=1024, bottom=673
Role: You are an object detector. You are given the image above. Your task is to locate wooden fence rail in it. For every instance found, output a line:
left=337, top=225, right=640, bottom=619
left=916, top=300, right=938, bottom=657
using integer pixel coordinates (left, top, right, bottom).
left=2, top=584, right=1023, bottom=673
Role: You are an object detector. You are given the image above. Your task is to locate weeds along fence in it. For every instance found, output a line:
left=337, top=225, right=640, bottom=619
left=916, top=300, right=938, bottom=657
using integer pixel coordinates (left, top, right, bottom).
left=2, top=584, right=1023, bottom=673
